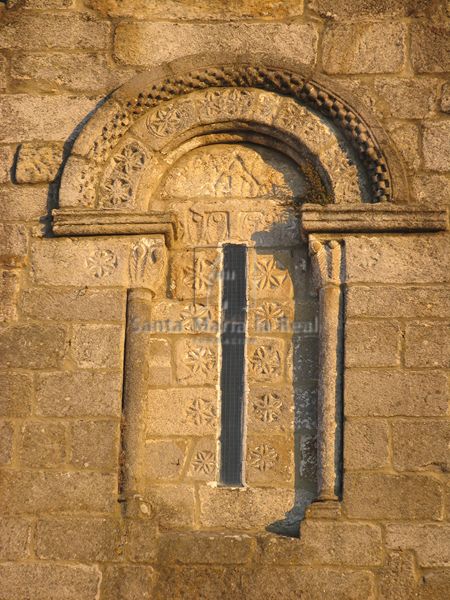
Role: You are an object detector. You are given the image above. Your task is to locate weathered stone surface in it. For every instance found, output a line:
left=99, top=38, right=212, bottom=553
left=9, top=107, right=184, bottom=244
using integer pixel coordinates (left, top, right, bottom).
left=0, top=323, right=67, bottom=368
left=344, top=473, right=443, bottom=520
left=346, top=286, right=450, bottom=319
left=71, top=323, right=123, bottom=368
left=22, top=287, right=125, bottom=321
left=199, top=487, right=293, bottom=530
left=386, top=121, right=421, bottom=172
left=124, top=519, right=158, bottom=563
left=0, top=145, right=15, bottom=183
left=87, top=0, right=304, bottom=19
left=158, top=532, right=256, bottom=564
left=0, top=372, right=32, bottom=417
left=412, top=173, right=450, bottom=207
left=114, top=22, right=319, bottom=67
left=240, top=566, right=376, bottom=600
left=30, top=237, right=135, bottom=287
left=36, top=371, right=122, bottom=417
left=0, top=186, right=48, bottom=221
left=142, top=439, right=187, bottom=480
left=345, top=320, right=401, bottom=367
left=101, top=565, right=156, bottom=600
left=345, top=370, right=448, bottom=417
left=70, top=420, right=119, bottom=469
left=0, top=54, right=7, bottom=91
left=411, top=24, right=450, bottom=73
left=0, top=13, right=111, bottom=51
left=0, top=268, right=20, bottom=321
left=374, top=78, right=437, bottom=119
left=322, top=23, right=406, bottom=74
left=311, top=0, right=430, bottom=18
left=0, top=223, right=28, bottom=263
left=174, top=339, right=218, bottom=385
left=141, top=484, right=195, bottom=529
left=0, top=94, right=100, bottom=143
left=0, top=564, right=100, bottom=600
left=36, top=517, right=122, bottom=561
left=392, top=420, right=450, bottom=472
left=11, top=52, right=134, bottom=94
left=0, top=518, right=30, bottom=560
left=379, top=551, right=418, bottom=600
left=0, top=420, right=13, bottom=464
left=15, top=142, right=64, bottom=183
left=422, top=121, right=450, bottom=172
left=386, top=524, right=450, bottom=567
left=0, top=470, right=116, bottom=514
left=9, top=0, right=76, bottom=6
left=417, top=569, right=450, bottom=599
left=345, top=236, right=450, bottom=284
left=344, top=419, right=389, bottom=469
left=405, top=321, right=450, bottom=368
left=145, top=388, right=217, bottom=437
left=441, top=82, right=450, bottom=113
left=19, top=421, right=66, bottom=468
left=299, top=521, right=382, bottom=566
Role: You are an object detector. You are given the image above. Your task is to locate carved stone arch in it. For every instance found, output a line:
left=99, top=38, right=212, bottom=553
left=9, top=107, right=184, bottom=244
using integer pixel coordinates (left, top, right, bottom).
left=57, top=54, right=410, bottom=214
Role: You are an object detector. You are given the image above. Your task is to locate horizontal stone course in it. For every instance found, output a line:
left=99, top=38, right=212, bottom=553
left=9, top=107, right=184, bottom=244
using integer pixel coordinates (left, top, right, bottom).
left=157, top=532, right=256, bottom=564
left=422, top=121, right=450, bottom=172
left=310, top=0, right=431, bottom=18
left=71, top=323, right=123, bottom=368
left=0, top=13, right=111, bottom=51
left=405, top=321, right=450, bottom=368
left=322, top=22, right=406, bottom=74
left=101, top=564, right=156, bottom=600
left=346, top=286, right=450, bottom=319
left=345, top=370, right=449, bottom=417
left=0, top=563, right=100, bottom=600
left=36, top=516, right=122, bottom=561
left=0, top=94, right=100, bottom=143
left=114, top=22, right=319, bottom=67
left=86, top=0, right=304, bottom=19
left=21, top=287, right=126, bottom=321
left=0, top=470, right=117, bottom=514
left=344, top=473, right=443, bottom=520
left=299, top=521, right=383, bottom=566
left=36, top=370, right=122, bottom=417
left=11, top=52, right=135, bottom=94
left=345, top=320, right=401, bottom=367
left=345, top=236, right=450, bottom=284
left=70, top=419, right=120, bottom=469
left=392, top=420, right=450, bottom=472
left=0, top=323, right=67, bottom=368
left=386, top=523, right=450, bottom=567
left=0, top=186, right=48, bottom=221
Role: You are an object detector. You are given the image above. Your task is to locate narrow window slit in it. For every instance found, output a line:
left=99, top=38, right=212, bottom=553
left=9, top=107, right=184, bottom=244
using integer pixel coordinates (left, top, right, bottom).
left=219, top=244, right=247, bottom=486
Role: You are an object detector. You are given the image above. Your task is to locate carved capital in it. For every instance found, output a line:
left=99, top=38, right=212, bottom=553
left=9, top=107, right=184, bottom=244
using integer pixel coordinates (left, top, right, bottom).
left=308, top=237, right=342, bottom=290
left=129, top=236, right=168, bottom=295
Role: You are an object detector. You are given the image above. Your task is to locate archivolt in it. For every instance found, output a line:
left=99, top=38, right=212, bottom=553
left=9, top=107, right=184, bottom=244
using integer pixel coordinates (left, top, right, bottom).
left=59, top=55, right=408, bottom=210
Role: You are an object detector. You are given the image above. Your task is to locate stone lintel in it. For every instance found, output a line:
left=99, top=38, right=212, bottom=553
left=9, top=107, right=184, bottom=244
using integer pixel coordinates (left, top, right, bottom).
left=300, top=204, right=449, bottom=234
left=52, top=209, right=178, bottom=247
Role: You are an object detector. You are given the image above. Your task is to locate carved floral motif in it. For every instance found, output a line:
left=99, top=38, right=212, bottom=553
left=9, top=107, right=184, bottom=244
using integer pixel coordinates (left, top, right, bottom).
left=198, top=88, right=253, bottom=119
left=252, top=392, right=283, bottom=424
left=180, top=304, right=211, bottom=332
left=254, top=302, right=286, bottom=332
left=99, top=142, right=146, bottom=208
left=184, top=344, right=217, bottom=377
left=191, top=450, right=215, bottom=475
left=249, top=444, right=278, bottom=471
left=86, top=249, right=117, bottom=278
left=146, top=103, right=192, bottom=137
left=249, top=345, right=282, bottom=378
left=185, top=398, right=216, bottom=426
left=255, top=257, right=288, bottom=290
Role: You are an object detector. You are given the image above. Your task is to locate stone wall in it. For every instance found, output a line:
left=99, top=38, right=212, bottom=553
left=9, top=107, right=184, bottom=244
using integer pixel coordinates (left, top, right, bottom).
left=0, top=1, right=449, bottom=599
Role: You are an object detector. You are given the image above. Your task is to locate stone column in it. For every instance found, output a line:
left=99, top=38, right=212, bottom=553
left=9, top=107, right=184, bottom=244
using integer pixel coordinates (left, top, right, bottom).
left=308, top=237, right=343, bottom=505
left=120, top=236, right=168, bottom=515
